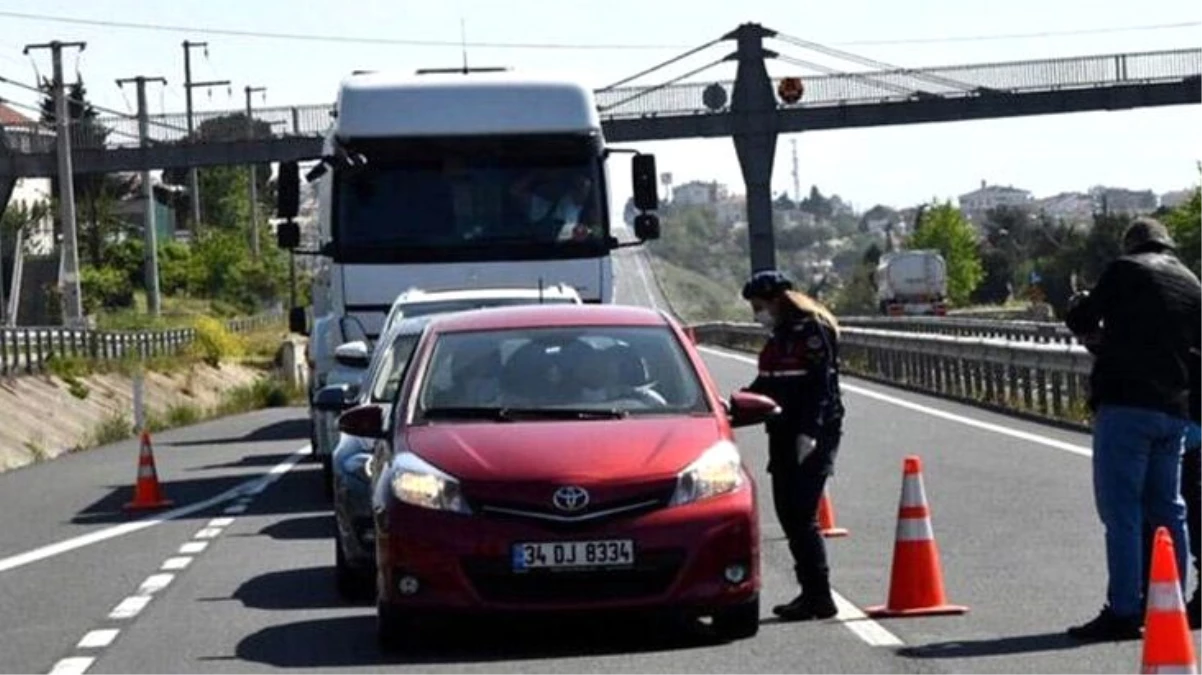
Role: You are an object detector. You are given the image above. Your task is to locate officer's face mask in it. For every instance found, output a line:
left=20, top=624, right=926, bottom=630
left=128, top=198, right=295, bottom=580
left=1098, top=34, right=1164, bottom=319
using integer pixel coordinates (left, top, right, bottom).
left=753, top=309, right=776, bottom=328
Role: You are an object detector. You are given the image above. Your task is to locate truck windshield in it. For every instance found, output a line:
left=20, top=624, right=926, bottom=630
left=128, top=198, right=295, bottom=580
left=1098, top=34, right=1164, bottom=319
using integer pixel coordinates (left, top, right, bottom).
left=333, top=135, right=609, bottom=263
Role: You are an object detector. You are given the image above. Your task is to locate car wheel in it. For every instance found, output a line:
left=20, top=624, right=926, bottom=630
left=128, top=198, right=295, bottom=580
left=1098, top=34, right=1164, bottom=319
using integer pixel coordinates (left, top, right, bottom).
left=712, top=595, right=760, bottom=641
left=377, top=602, right=413, bottom=652
left=321, top=457, right=333, bottom=500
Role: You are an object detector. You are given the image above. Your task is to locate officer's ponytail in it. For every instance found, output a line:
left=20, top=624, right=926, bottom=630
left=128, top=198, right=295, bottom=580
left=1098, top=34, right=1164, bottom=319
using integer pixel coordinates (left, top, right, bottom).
left=783, top=290, right=840, bottom=337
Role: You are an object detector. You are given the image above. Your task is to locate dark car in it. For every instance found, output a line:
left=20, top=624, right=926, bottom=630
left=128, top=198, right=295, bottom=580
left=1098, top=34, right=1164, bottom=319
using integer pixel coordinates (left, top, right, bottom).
left=314, top=314, right=437, bottom=598
left=335, top=304, right=780, bottom=649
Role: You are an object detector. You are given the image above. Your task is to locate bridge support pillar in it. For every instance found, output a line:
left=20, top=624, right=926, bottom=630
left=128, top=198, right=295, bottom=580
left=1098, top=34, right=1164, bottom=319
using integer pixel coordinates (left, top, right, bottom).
left=729, top=23, right=780, bottom=274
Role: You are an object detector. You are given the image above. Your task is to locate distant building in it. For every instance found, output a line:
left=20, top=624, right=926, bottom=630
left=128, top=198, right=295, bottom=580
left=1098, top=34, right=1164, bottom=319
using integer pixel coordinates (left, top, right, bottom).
left=1034, top=192, right=1095, bottom=226
left=1160, top=189, right=1194, bottom=210
left=957, top=180, right=1034, bottom=216
left=671, top=180, right=728, bottom=206
left=1, top=102, right=55, bottom=255
left=112, top=181, right=184, bottom=244
left=1089, top=186, right=1157, bottom=215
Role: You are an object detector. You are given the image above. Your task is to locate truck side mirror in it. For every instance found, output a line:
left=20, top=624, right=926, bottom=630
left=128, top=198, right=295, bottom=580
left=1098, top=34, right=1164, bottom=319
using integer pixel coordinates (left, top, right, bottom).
left=632, top=154, right=659, bottom=212
left=289, top=307, right=308, bottom=336
left=277, top=160, right=300, bottom=220
left=276, top=221, right=300, bottom=250
left=634, top=213, right=660, bottom=241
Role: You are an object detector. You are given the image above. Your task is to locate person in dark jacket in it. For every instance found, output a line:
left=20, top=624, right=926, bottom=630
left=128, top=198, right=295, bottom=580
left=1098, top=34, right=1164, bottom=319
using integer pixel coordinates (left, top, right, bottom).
left=1064, top=217, right=1202, bottom=641
left=740, top=269, right=845, bottom=621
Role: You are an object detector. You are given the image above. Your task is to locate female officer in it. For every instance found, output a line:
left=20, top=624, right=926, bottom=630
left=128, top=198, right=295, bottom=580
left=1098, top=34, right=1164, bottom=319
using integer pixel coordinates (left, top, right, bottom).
left=740, top=269, right=845, bottom=621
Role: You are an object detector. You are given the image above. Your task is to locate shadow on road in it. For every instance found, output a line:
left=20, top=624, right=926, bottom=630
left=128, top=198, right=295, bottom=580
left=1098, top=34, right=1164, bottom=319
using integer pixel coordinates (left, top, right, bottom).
left=217, top=611, right=714, bottom=668
left=71, top=460, right=326, bottom=525
left=199, top=565, right=348, bottom=611
left=167, top=419, right=310, bottom=447
left=251, top=514, right=334, bottom=541
left=190, top=452, right=306, bottom=471
left=897, top=631, right=1087, bottom=659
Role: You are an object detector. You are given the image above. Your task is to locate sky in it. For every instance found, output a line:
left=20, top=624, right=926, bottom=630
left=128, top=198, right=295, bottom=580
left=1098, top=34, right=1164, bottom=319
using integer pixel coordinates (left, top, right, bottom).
left=0, top=0, right=1200, bottom=216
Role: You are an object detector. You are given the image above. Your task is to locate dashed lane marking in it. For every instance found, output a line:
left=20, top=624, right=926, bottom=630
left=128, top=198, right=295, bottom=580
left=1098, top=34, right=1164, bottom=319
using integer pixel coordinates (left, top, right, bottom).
left=0, top=446, right=311, bottom=574
left=45, top=445, right=310, bottom=674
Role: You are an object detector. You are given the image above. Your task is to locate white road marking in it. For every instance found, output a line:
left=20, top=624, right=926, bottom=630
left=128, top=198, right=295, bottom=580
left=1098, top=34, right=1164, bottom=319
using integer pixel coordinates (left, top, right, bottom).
left=161, top=556, right=192, bottom=571
left=628, top=251, right=660, bottom=311
left=832, top=593, right=904, bottom=647
left=108, top=595, right=151, bottom=620
left=178, top=541, right=207, bottom=555
left=137, top=573, right=174, bottom=595
left=207, top=517, right=235, bottom=527
left=48, top=657, right=95, bottom=675
left=698, top=346, right=1092, bottom=457
left=0, top=446, right=310, bottom=575
left=76, top=630, right=119, bottom=649
left=193, top=527, right=222, bottom=539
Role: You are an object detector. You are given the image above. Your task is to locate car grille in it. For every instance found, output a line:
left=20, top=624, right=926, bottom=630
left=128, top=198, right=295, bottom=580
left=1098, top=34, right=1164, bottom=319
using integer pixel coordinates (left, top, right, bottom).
left=461, top=549, right=685, bottom=604
left=469, top=486, right=676, bottom=529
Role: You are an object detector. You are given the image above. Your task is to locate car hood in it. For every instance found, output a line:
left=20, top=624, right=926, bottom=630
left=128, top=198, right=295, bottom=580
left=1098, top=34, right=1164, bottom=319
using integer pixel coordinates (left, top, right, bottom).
left=402, top=416, right=726, bottom=484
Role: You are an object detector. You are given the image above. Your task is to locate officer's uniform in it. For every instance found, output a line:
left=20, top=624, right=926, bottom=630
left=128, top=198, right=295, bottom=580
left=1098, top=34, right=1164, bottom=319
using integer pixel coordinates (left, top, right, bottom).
left=742, top=272, right=845, bottom=618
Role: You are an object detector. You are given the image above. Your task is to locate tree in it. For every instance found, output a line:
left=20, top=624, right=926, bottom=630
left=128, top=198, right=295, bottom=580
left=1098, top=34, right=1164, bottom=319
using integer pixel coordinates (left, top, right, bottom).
left=1164, top=183, right=1201, bottom=277
left=39, top=78, right=136, bottom=264
left=162, top=112, right=275, bottom=230
left=907, top=201, right=984, bottom=306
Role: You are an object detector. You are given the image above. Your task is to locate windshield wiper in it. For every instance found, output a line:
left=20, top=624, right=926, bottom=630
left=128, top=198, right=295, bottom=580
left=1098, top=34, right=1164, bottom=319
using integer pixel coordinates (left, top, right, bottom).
left=421, top=406, right=628, bottom=422
left=498, top=407, right=629, bottom=420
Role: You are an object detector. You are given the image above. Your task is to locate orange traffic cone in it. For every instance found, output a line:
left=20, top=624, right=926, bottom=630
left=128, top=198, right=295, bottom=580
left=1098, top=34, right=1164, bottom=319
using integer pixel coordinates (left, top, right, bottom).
left=865, top=455, right=968, bottom=617
left=1141, top=527, right=1197, bottom=674
left=818, top=487, right=849, bottom=538
left=124, top=430, right=174, bottom=511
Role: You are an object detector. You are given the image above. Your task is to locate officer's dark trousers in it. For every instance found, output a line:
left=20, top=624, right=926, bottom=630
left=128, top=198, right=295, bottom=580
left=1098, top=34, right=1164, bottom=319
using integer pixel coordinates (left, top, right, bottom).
left=768, top=431, right=840, bottom=596
left=1143, top=443, right=1201, bottom=594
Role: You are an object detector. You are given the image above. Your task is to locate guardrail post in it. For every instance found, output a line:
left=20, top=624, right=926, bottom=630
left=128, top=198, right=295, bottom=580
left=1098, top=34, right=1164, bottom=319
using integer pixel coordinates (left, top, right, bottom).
left=24, top=331, right=34, bottom=375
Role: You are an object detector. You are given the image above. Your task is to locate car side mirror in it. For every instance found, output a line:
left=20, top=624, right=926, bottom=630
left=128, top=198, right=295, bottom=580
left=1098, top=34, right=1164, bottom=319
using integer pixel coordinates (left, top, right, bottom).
left=314, top=383, right=358, bottom=413
left=338, top=405, right=385, bottom=439
left=333, top=341, right=371, bottom=369
left=634, top=213, right=660, bottom=241
left=727, top=391, right=780, bottom=428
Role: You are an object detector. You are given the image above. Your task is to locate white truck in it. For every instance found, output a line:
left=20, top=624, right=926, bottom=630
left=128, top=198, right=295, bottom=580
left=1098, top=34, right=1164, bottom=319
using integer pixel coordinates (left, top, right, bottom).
left=272, top=67, right=662, bottom=458
left=874, top=250, right=948, bottom=316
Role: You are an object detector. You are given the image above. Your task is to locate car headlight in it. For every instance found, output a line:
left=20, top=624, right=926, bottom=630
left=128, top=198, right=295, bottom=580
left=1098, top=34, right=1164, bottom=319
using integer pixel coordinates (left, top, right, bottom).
left=389, top=452, right=471, bottom=514
left=669, top=441, right=745, bottom=506
left=342, top=453, right=374, bottom=481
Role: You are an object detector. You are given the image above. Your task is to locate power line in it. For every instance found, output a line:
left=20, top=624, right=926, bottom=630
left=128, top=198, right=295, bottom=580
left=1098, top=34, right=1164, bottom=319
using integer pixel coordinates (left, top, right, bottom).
left=830, top=21, right=1202, bottom=47
left=0, top=10, right=692, bottom=50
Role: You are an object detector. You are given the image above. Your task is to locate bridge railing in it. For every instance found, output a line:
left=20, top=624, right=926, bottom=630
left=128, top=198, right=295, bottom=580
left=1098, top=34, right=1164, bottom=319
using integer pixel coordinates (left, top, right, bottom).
left=690, top=321, right=1092, bottom=428
left=596, top=47, right=1201, bottom=118
left=0, top=312, right=284, bottom=377
left=836, top=315, right=1077, bottom=345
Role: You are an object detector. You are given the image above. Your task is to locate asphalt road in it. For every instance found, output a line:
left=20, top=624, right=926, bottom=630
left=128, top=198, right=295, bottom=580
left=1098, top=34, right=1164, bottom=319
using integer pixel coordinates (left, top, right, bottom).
left=0, top=246, right=1193, bottom=673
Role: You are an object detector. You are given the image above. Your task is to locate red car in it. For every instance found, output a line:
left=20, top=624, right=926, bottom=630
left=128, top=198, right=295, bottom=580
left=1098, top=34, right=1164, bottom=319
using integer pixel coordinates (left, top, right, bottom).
left=337, top=304, right=780, bottom=649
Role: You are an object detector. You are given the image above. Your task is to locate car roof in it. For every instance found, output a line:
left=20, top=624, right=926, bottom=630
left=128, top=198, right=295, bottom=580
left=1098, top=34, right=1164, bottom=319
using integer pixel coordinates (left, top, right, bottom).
left=390, top=285, right=580, bottom=309
left=427, top=304, right=670, bottom=333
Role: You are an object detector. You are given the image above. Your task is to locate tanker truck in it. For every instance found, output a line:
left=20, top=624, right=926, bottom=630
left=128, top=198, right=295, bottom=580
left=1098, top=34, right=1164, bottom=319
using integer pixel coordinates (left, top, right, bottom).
left=874, top=249, right=948, bottom=316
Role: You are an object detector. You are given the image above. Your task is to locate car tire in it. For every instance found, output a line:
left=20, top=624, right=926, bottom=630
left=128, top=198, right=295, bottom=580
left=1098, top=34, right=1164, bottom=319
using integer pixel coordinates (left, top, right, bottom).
left=712, top=595, right=760, bottom=641
left=321, top=457, right=333, bottom=500
left=334, top=539, right=371, bottom=602
left=376, top=602, right=413, bottom=653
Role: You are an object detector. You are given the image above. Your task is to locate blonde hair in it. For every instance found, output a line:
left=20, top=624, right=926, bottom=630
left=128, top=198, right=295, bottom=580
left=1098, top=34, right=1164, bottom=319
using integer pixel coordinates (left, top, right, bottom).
left=783, top=289, right=840, bottom=336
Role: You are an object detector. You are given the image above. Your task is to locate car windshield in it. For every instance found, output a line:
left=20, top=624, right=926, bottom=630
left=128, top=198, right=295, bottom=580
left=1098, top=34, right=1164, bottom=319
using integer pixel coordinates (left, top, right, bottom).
left=369, top=333, right=422, bottom=403
left=414, top=325, right=709, bottom=420
left=383, top=297, right=577, bottom=334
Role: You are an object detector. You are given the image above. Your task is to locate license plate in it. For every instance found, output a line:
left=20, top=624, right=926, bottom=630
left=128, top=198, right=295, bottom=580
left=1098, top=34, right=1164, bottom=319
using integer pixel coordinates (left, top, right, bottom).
left=511, top=539, right=635, bottom=571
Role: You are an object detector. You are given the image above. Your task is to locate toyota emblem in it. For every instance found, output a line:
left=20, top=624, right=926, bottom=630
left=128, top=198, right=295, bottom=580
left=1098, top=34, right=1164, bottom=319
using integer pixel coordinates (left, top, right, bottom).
left=552, top=486, right=590, bottom=512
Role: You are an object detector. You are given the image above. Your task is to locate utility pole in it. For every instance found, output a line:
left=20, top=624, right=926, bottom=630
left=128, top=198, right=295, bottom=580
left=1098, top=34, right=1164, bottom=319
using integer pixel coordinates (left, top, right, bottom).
left=116, top=75, right=168, bottom=317
left=244, top=85, right=266, bottom=259
left=182, top=40, right=230, bottom=231
left=24, top=40, right=86, bottom=328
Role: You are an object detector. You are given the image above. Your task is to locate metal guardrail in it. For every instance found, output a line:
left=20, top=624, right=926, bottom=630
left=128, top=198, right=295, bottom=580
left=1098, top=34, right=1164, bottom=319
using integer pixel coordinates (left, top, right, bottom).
left=837, top=315, right=1077, bottom=345
left=0, top=312, right=284, bottom=376
left=690, top=321, right=1092, bottom=427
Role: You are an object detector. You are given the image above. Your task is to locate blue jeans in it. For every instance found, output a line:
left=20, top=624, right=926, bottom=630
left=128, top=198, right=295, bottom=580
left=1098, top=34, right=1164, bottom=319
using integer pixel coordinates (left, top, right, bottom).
left=1093, top=404, right=1190, bottom=617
